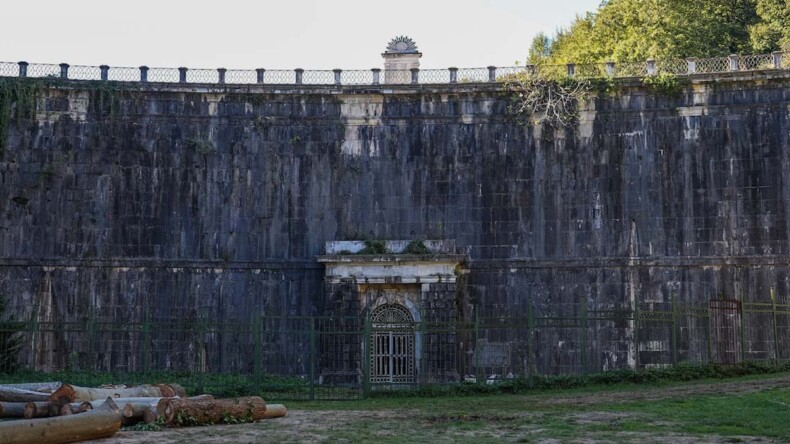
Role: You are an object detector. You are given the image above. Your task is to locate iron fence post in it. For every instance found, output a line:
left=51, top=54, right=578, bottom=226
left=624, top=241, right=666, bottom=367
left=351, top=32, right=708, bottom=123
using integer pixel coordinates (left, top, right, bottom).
left=253, top=313, right=263, bottom=396
left=671, top=291, right=678, bottom=366
left=309, top=318, right=316, bottom=400
left=527, top=299, right=535, bottom=386
left=580, top=300, right=588, bottom=376
left=474, top=309, right=481, bottom=383
left=59, top=63, right=69, bottom=80
left=18, top=61, right=28, bottom=78
left=30, top=305, right=39, bottom=370
left=772, top=288, right=780, bottom=366
left=142, top=307, right=151, bottom=373
left=363, top=310, right=371, bottom=398
left=739, top=296, right=746, bottom=362
left=178, top=67, right=188, bottom=83
left=197, top=317, right=207, bottom=394
left=419, top=312, right=427, bottom=388
left=634, top=302, right=640, bottom=370
left=87, top=305, right=96, bottom=373
left=706, top=294, right=713, bottom=363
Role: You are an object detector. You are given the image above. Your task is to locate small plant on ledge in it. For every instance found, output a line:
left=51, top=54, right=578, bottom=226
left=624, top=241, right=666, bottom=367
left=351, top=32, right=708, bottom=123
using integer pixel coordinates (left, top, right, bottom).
left=403, top=240, right=431, bottom=255
left=358, top=240, right=388, bottom=255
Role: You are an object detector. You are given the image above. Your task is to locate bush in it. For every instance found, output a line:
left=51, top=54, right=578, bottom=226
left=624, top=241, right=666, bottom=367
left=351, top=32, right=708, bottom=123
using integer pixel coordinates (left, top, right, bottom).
left=403, top=240, right=431, bottom=255
left=643, top=72, right=686, bottom=97
left=358, top=240, right=388, bottom=255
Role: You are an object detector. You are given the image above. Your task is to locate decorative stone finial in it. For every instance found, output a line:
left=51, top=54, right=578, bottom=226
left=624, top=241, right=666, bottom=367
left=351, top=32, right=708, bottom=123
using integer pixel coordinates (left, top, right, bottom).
left=386, top=36, right=419, bottom=54
left=382, top=36, right=422, bottom=84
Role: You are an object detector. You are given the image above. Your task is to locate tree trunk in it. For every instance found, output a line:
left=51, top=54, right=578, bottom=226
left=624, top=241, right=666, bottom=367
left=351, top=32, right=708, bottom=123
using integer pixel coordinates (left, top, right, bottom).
left=58, top=403, right=75, bottom=416
left=122, top=403, right=159, bottom=426
left=157, top=396, right=267, bottom=426
left=57, top=403, right=86, bottom=416
left=262, top=404, right=287, bottom=419
left=0, top=382, right=61, bottom=393
left=0, top=387, right=51, bottom=402
left=0, top=398, right=122, bottom=444
left=143, top=407, right=158, bottom=424
left=0, top=402, right=27, bottom=418
left=80, top=397, right=170, bottom=411
left=50, top=384, right=185, bottom=403
left=23, top=401, right=50, bottom=418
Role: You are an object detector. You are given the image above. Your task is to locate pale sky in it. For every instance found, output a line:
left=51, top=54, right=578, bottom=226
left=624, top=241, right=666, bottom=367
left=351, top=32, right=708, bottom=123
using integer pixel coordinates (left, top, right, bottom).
left=2, top=0, right=601, bottom=70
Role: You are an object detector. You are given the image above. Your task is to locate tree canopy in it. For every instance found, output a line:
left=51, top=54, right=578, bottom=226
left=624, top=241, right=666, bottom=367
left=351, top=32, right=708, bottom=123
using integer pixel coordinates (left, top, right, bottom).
left=531, top=0, right=788, bottom=64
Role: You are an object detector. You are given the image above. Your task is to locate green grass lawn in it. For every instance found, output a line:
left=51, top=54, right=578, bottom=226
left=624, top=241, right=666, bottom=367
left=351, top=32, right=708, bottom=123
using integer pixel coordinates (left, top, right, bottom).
left=268, top=372, right=790, bottom=443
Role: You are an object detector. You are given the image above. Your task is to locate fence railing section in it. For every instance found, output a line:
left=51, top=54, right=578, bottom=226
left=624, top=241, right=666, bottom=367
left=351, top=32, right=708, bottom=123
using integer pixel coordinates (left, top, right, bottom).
left=1, top=52, right=786, bottom=86
left=1, top=291, right=788, bottom=400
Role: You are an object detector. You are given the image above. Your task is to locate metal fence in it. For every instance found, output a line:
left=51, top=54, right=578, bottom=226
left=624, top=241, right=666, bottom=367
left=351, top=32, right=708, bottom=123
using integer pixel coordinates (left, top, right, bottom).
left=1, top=290, right=788, bottom=400
left=0, top=52, right=787, bottom=86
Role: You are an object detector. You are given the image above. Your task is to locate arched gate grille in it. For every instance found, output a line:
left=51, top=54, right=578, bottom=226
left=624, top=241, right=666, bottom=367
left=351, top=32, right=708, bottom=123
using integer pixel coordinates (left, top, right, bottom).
left=370, top=304, right=416, bottom=384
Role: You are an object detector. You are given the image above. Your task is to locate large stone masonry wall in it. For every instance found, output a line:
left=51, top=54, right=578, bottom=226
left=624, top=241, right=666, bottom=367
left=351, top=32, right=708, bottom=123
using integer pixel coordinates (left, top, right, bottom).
left=1, top=71, right=790, bottom=372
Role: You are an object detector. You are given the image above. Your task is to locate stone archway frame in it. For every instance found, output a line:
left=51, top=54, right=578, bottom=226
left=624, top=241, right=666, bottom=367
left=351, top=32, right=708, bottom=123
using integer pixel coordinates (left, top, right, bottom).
left=318, top=244, right=468, bottom=385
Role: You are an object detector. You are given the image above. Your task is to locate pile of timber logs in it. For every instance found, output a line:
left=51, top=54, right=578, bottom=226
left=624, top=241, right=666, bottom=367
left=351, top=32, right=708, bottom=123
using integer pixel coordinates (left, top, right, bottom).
left=0, top=382, right=287, bottom=444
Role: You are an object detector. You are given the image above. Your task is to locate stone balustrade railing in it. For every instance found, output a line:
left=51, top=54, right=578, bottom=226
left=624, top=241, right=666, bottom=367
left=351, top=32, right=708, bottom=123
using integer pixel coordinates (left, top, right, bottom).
left=0, top=52, right=786, bottom=85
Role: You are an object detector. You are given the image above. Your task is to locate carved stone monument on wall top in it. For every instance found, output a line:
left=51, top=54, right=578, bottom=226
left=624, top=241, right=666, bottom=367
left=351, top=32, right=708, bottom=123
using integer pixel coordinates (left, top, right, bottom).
left=383, top=36, right=422, bottom=84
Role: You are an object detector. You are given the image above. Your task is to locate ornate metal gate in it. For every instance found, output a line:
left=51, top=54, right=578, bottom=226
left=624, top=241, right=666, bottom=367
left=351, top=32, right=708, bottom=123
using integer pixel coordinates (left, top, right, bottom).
left=369, top=304, right=416, bottom=384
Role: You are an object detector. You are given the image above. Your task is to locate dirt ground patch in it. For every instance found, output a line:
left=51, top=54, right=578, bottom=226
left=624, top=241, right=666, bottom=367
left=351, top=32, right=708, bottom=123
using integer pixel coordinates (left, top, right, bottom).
left=95, top=375, right=790, bottom=443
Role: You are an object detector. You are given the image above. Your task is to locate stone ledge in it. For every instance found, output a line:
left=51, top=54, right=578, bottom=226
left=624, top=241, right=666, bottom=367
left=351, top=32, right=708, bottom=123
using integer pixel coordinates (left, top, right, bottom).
left=317, top=254, right=468, bottom=263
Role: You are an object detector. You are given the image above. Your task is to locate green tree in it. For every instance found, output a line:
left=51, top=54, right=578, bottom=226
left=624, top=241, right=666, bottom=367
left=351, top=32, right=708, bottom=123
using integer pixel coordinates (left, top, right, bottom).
left=750, top=0, right=790, bottom=52
left=541, top=0, right=760, bottom=63
left=527, top=32, right=553, bottom=64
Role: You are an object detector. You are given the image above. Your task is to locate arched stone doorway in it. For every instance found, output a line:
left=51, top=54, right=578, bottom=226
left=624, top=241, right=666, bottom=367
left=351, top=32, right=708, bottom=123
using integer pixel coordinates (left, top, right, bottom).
left=318, top=240, right=468, bottom=387
left=369, top=304, right=416, bottom=384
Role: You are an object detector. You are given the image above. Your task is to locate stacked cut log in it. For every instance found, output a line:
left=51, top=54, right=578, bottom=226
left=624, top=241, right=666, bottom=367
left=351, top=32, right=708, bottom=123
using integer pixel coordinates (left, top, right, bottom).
left=0, top=381, right=287, bottom=443
left=0, top=397, right=123, bottom=444
left=49, top=383, right=187, bottom=404
left=156, top=395, right=268, bottom=426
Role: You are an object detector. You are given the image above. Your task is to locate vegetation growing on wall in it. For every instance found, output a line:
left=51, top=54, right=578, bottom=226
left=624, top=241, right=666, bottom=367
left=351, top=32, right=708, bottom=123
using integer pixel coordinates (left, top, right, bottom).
left=358, top=240, right=389, bottom=255
left=186, top=137, right=215, bottom=155
left=0, top=78, right=41, bottom=159
left=643, top=72, right=687, bottom=97
left=403, top=240, right=431, bottom=255
left=505, top=74, right=592, bottom=127
left=86, top=81, right=122, bottom=118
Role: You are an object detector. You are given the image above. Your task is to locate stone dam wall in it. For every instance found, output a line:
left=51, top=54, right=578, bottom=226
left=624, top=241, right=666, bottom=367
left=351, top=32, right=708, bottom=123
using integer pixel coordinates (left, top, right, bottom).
left=2, top=71, right=790, bottom=375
